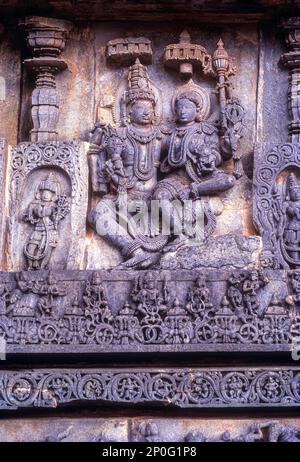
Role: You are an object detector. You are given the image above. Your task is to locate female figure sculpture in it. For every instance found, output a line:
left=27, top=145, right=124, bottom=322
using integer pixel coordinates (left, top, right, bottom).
left=153, top=81, right=236, bottom=250
left=22, top=173, right=70, bottom=270
left=279, top=172, right=300, bottom=266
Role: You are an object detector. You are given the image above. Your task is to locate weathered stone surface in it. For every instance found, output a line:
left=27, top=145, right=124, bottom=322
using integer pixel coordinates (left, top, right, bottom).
left=0, top=417, right=299, bottom=442
left=159, top=235, right=261, bottom=270
left=0, top=0, right=298, bottom=444
left=0, top=26, right=21, bottom=146
left=0, top=1, right=295, bottom=22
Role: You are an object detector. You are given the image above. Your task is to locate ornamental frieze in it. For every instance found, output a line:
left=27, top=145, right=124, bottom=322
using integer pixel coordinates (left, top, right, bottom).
left=0, top=367, right=299, bottom=410
left=0, top=268, right=297, bottom=353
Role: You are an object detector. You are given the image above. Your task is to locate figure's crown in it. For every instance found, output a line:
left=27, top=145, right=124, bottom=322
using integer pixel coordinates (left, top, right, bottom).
left=125, top=58, right=155, bottom=105
left=38, top=173, right=59, bottom=195
left=288, top=172, right=300, bottom=191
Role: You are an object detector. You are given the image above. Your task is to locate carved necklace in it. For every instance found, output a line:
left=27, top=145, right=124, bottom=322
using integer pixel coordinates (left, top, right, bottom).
left=168, top=125, right=198, bottom=168
left=127, top=127, right=159, bottom=181
left=127, top=126, right=159, bottom=144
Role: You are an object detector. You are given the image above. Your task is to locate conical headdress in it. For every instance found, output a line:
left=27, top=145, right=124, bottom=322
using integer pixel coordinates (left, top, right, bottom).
left=287, top=172, right=300, bottom=193
left=125, top=58, right=156, bottom=105
left=38, top=173, right=60, bottom=195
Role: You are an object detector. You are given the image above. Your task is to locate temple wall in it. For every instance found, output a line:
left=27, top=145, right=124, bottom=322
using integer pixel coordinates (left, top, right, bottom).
left=0, top=0, right=299, bottom=444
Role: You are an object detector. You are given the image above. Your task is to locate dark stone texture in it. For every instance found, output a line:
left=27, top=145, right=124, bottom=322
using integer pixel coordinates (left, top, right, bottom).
left=0, top=366, right=300, bottom=410
left=0, top=268, right=296, bottom=354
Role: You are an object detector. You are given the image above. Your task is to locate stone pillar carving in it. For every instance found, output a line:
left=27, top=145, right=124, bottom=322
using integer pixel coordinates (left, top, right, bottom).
left=19, top=16, right=72, bottom=142
left=281, top=17, right=300, bottom=142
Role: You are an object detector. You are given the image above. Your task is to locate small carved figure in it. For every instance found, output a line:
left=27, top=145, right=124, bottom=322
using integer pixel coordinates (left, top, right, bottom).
left=6, top=288, right=35, bottom=317
left=137, top=422, right=161, bottom=442
left=83, top=272, right=108, bottom=310
left=281, top=173, right=300, bottom=265
left=0, top=285, right=11, bottom=315
left=130, top=271, right=169, bottom=325
left=242, top=270, right=269, bottom=316
left=184, top=430, right=207, bottom=442
left=186, top=274, right=213, bottom=318
left=227, top=272, right=244, bottom=318
left=22, top=173, right=70, bottom=270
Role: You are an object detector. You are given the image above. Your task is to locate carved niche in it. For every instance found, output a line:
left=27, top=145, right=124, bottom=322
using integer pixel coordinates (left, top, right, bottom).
left=87, top=32, right=246, bottom=270
left=253, top=142, right=300, bottom=269
left=6, top=140, right=89, bottom=271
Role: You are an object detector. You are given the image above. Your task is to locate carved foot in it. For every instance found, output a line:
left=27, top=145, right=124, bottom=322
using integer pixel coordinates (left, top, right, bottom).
left=118, top=248, right=160, bottom=269
left=162, top=235, right=189, bottom=253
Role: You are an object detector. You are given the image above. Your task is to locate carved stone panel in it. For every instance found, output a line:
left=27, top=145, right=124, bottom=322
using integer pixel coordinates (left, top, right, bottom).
left=0, top=268, right=296, bottom=354
left=0, top=367, right=299, bottom=410
left=0, top=417, right=299, bottom=442
left=254, top=142, right=300, bottom=269
left=6, top=140, right=89, bottom=271
left=0, top=3, right=298, bottom=443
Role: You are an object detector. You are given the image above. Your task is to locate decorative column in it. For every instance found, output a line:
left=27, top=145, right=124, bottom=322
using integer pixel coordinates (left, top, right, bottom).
left=19, top=16, right=72, bottom=142
left=281, top=17, right=300, bottom=142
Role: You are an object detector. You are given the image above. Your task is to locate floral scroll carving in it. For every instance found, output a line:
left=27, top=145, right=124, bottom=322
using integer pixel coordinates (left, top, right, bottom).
left=0, top=367, right=299, bottom=410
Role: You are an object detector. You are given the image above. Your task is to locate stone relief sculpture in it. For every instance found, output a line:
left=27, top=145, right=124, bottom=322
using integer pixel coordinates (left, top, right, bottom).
left=0, top=10, right=298, bottom=441
left=254, top=145, right=300, bottom=269
left=89, top=58, right=168, bottom=269
left=0, top=268, right=294, bottom=351
left=88, top=33, right=245, bottom=269
left=154, top=79, right=236, bottom=251
left=0, top=366, right=299, bottom=410
left=22, top=173, right=70, bottom=270
left=7, top=141, right=89, bottom=271
left=254, top=19, right=300, bottom=271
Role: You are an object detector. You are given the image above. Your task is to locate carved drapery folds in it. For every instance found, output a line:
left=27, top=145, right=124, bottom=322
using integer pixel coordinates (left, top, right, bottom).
left=19, top=16, right=72, bottom=142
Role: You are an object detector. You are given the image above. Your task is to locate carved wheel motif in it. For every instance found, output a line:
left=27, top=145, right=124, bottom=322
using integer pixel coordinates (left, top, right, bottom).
left=255, top=372, right=285, bottom=403
left=184, top=374, right=215, bottom=404
left=7, top=374, right=38, bottom=406
left=77, top=374, right=106, bottom=400
left=111, top=374, right=144, bottom=402
left=220, top=372, right=249, bottom=403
